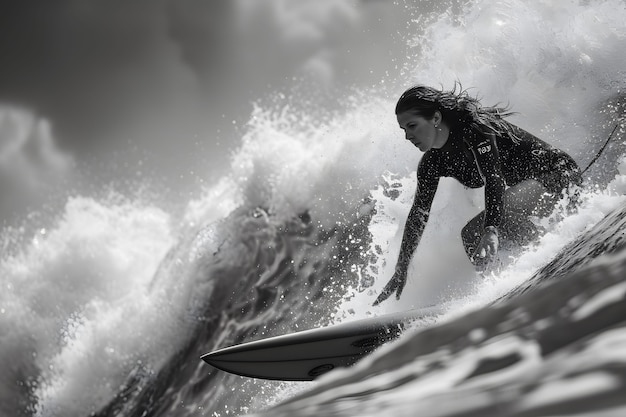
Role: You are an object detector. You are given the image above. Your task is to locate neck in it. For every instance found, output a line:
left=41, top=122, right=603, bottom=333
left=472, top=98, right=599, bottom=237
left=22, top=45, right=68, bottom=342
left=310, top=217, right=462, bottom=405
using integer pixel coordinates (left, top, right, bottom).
left=433, top=124, right=450, bottom=149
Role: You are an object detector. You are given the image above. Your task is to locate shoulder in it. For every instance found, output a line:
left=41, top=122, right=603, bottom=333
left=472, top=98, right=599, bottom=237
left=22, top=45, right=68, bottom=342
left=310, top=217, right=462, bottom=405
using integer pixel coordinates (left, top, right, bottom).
left=459, top=125, right=494, bottom=151
left=418, top=150, right=436, bottom=168
left=417, top=150, right=441, bottom=177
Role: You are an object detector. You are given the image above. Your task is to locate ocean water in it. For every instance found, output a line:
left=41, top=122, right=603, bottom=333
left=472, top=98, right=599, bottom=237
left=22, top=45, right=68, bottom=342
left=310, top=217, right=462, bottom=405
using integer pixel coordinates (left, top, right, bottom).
left=1, top=0, right=626, bottom=416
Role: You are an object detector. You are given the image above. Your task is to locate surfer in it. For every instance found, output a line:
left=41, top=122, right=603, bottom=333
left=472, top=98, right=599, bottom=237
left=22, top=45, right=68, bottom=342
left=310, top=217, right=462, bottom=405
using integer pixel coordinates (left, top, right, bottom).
left=374, top=84, right=582, bottom=305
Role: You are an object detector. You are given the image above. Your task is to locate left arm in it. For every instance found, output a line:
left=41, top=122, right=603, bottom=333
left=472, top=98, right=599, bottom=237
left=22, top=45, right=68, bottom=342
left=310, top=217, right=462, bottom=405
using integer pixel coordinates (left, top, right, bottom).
left=466, top=130, right=506, bottom=260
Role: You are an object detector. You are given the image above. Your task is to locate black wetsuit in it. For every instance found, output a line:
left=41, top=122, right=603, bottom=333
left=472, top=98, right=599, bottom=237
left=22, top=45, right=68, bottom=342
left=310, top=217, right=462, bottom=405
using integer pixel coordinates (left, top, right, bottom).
left=411, top=121, right=581, bottom=262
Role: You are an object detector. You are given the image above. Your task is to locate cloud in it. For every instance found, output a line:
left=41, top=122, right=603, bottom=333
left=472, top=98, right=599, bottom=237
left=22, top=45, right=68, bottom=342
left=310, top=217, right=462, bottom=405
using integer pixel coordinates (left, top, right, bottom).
left=0, top=107, right=74, bottom=219
left=264, top=0, right=360, bottom=45
left=0, top=0, right=411, bottom=222
left=165, top=0, right=362, bottom=95
left=0, top=1, right=199, bottom=152
left=235, top=0, right=362, bottom=88
left=166, top=0, right=237, bottom=85
left=0, top=107, right=73, bottom=183
left=0, top=0, right=406, bottom=152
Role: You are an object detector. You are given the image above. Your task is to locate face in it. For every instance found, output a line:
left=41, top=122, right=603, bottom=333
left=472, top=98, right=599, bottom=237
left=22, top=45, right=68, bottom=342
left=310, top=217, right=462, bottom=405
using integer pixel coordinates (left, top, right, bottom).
left=397, top=111, right=440, bottom=152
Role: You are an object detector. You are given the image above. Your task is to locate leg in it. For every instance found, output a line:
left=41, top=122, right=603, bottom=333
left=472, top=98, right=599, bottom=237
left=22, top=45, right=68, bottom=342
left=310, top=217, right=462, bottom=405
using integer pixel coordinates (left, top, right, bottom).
left=462, top=180, right=558, bottom=268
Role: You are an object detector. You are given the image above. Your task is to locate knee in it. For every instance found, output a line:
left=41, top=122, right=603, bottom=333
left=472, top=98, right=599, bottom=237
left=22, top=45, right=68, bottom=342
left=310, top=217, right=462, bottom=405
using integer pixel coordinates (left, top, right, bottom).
left=550, top=156, right=583, bottom=191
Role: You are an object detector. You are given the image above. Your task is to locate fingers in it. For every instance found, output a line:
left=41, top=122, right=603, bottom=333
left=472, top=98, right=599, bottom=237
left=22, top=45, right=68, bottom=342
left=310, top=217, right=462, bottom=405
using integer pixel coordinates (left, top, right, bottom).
left=372, top=278, right=399, bottom=306
left=470, top=237, right=499, bottom=272
left=471, top=246, right=488, bottom=263
left=373, top=273, right=409, bottom=305
left=474, top=238, right=497, bottom=260
left=372, top=290, right=387, bottom=306
left=372, top=288, right=392, bottom=306
left=372, top=294, right=385, bottom=306
left=395, top=283, right=404, bottom=300
left=372, top=283, right=394, bottom=306
left=477, top=245, right=495, bottom=259
left=475, top=227, right=498, bottom=255
left=395, top=276, right=406, bottom=300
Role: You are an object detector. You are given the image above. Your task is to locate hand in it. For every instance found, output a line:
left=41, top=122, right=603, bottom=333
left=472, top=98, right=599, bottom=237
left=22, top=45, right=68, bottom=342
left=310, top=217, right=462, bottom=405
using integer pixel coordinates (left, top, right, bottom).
left=373, top=268, right=407, bottom=306
left=471, top=226, right=499, bottom=265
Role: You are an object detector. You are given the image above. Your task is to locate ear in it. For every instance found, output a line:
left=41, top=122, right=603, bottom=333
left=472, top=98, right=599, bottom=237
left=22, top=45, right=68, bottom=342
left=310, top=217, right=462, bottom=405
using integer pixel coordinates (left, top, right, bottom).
left=433, top=110, right=443, bottom=126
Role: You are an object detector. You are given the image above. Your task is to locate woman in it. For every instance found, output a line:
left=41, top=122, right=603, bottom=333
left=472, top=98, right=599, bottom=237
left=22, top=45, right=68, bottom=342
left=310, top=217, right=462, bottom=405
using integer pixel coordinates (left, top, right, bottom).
left=374, top=84, right=582, bottom=306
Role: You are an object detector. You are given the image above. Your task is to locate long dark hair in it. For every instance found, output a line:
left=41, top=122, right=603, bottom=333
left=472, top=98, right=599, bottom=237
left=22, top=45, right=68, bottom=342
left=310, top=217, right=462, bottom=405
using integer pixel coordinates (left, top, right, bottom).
left=395, top=83, right=520, bottom=141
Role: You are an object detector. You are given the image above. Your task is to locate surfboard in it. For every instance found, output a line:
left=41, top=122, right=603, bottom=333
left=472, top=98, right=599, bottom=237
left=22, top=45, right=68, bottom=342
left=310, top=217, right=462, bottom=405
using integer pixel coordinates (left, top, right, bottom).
left=201, top=306, right=443, bottom=381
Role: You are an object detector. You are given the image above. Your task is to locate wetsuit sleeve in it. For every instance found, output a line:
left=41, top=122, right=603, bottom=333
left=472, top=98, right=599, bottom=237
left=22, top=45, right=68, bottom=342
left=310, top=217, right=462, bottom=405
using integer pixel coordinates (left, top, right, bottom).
left=396, top=154, right=439, bottom=270
left=466, top=131, right=506, bottom=229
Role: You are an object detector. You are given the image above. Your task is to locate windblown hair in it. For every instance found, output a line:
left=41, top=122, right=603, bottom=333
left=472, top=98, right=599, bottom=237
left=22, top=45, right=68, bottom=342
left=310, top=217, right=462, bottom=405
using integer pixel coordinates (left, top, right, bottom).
left=395, top=82, right=520, bottom=142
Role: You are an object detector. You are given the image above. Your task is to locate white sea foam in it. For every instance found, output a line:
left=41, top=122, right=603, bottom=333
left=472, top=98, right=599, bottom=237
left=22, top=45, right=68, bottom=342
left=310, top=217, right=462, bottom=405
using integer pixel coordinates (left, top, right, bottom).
left=1, top=0, right=625, bottom=416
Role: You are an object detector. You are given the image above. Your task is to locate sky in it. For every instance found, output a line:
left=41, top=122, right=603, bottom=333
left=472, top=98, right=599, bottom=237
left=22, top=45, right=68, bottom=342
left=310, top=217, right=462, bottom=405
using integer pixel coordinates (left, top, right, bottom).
left=0, top=0, right=422, bottom=224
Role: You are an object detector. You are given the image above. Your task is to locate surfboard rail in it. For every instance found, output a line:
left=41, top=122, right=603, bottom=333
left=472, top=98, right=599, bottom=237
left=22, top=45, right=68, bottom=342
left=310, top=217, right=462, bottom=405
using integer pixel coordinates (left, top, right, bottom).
left=201, top=306, right=443, bottom=381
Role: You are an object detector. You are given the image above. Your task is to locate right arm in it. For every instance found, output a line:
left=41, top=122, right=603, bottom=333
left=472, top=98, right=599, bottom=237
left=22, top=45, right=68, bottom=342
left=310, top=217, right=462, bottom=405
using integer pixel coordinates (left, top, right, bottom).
left=395, top=173, right=438, bottom=274
left=374, top=157, right=439, bottom=305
